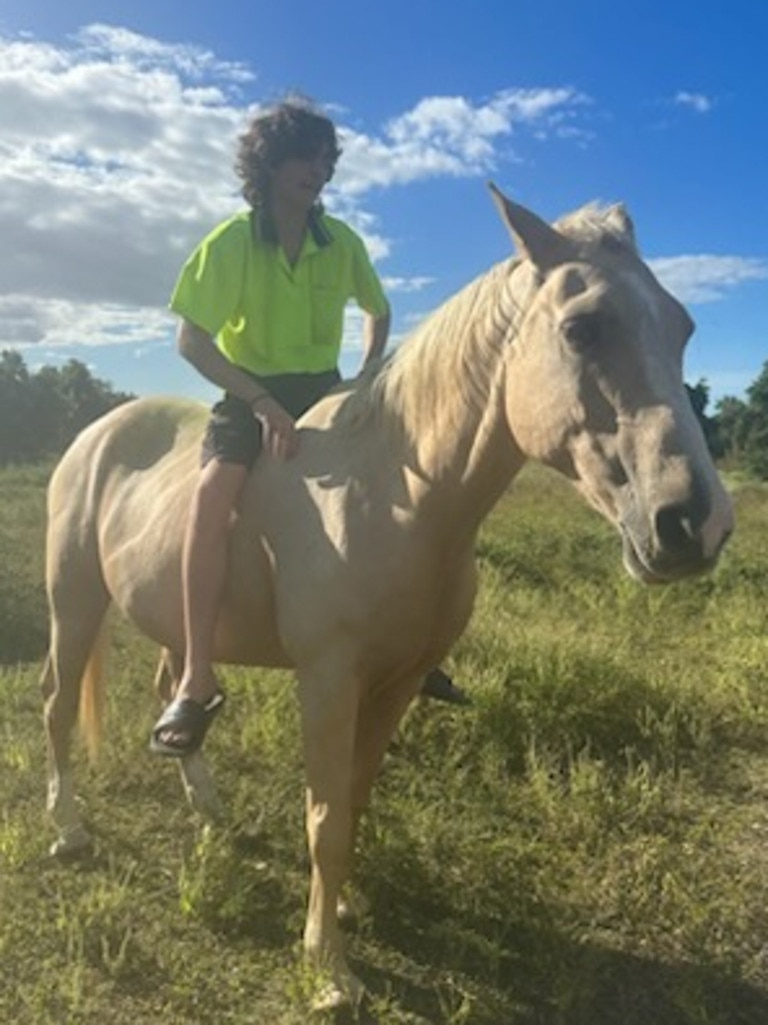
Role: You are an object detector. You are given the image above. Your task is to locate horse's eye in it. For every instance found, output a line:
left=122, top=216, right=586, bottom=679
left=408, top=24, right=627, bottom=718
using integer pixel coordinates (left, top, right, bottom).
left=562, top=312, right=603, bottom=349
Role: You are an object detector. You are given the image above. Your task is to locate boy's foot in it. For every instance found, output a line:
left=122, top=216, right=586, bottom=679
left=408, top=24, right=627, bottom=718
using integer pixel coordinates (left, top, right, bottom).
left=149, top=690, right=226, bottom=757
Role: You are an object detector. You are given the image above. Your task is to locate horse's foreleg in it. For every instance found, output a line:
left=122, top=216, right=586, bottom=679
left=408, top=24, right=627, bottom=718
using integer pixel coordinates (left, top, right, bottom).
left=352, top=676, right=420, bottom=813
left=334, top=676, right=422, bottom=929
left=154, top=648, right=225, bottom=823
left=297, top=665, right=362, bottom=1010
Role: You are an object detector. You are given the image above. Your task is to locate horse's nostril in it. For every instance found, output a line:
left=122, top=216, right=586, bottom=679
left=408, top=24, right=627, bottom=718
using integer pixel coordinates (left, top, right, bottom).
left=655, top=504, right=697, bottom=551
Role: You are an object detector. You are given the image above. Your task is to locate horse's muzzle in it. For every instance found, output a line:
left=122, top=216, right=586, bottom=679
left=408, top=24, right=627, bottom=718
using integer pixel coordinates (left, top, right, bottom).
left=620, top=499, right=732, bottom=584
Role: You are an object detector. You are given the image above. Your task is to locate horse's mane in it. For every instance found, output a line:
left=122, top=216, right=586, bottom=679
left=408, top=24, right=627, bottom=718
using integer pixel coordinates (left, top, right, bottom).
left=337, top=257, right=519, bottom=441
left=336, top=202, right=637, bottom=440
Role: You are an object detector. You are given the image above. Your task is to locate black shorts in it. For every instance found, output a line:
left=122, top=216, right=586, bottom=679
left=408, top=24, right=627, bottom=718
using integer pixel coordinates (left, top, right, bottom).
left=201, top=369, right=341, bottom=468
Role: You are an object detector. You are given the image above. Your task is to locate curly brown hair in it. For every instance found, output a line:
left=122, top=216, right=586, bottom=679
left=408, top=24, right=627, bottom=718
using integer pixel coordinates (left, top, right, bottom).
left=235, top=97, right=342, bottom=210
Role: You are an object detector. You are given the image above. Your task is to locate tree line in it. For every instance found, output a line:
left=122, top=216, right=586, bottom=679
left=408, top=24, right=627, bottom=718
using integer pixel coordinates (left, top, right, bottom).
left=686, top=363, right=768, bottom=478
left=1, top=348, right=767, bottom=477
left=0, top=350, right=133, bottom=464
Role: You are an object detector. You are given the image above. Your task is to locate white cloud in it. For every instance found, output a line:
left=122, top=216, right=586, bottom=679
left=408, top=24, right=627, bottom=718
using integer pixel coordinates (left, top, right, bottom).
left=0, top=24, right=596, bottom=355
left=15, top=22, right=757, bottom=372
left=0, top=27, right=246, bottom=319
left=0, top=295, right=173, bottom=346
left=75, top=23, right=256, bottom=85
left=648, top=254, right=768, bottom=303
left=382, top=276, right=436, bottom=294
left=673, top=91, right=714, bottom=114
left=336, top=87, right=589, bottom=194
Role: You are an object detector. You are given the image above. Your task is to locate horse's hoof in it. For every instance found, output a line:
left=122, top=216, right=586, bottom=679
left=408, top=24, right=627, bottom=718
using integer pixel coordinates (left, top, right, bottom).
left=49, top=826, right=93, bottom=860
left=312, top=984, right=346, bottom=1013
left=312, top=983, right=354, bottom=1015
left=311, top=970, right=365, bottom=1015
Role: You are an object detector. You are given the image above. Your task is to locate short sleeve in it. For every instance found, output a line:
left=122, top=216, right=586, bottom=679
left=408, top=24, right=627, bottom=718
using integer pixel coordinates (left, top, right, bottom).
left=169, top=218, right=248, bottom=336
left=349, top=232, right=389, bottom=318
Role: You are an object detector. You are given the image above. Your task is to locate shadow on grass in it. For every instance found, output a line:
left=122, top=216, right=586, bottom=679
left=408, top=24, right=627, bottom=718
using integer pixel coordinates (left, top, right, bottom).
left=359, top=891, right=768, bottom=1025
left=360, top=910, right=766, bottom=1020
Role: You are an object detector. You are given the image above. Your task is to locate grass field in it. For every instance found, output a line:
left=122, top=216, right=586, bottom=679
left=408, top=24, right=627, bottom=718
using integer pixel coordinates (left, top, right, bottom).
left=1, top=461, right=767, bottom=1024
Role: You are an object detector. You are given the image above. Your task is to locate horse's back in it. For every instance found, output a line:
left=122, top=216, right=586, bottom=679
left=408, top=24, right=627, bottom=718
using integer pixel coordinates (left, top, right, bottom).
left=52, top=395, right=205, bottom=482
left=48, top=396, right=203, bottom=540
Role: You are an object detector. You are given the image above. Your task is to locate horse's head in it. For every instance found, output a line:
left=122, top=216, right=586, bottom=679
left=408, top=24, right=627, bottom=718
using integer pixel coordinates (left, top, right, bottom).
left=490, top=184, right=734, bottom=582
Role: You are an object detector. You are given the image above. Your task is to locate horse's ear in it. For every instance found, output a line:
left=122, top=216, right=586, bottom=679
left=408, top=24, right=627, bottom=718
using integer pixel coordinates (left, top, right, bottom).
left=487, top=182, right=573, bottom=271
left=604, top=203, right=637, bottom=249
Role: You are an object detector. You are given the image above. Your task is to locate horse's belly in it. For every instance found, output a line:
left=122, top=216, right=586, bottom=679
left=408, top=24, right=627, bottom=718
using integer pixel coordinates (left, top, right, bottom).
left=214, top=585, right=292, bottom=668
left=107, top=554, right=289, bottom=668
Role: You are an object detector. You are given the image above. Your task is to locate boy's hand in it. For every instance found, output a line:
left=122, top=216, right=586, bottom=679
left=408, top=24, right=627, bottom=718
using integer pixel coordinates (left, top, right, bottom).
left=251, top=396, right=299, bottom=460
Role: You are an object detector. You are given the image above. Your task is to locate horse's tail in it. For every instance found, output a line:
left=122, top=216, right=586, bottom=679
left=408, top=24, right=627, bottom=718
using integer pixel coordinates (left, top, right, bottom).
left=79, top=615, right=110, bottom=762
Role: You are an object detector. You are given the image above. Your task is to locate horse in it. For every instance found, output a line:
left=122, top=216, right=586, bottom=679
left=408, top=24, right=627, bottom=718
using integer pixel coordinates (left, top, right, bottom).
left=41, top=184, right=734, bottom=1010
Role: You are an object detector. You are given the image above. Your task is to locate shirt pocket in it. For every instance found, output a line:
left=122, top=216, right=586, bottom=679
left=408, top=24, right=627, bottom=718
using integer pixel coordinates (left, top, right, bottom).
left=311, top=285, right=344, bottom=345
left=309, top=261, right=347, bottom=344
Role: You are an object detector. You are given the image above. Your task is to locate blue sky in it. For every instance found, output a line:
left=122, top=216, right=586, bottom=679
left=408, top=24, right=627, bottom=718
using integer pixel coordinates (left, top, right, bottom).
left=1, top=0, right=766, bottom=407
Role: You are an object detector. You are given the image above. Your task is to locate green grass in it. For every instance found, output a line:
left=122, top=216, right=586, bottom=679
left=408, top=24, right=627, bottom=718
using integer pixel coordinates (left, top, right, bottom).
left=1, top=463, right=768, bottom=1023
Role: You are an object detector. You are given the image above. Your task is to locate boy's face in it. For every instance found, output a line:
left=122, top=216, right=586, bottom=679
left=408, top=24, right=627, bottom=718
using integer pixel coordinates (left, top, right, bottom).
left=270, top=145, right=335, bottom=214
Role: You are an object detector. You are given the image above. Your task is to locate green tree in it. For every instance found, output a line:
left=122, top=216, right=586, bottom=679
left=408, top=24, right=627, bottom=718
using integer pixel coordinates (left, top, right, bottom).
left=742, top=362, right=768, bottom=479
left=0, top=351, right=38, bottom=462
left=715, top=394, right=750, bottom=461
left=686, top=379, right=721, bottom=457
left=0, top=350, right=133, bottom=464
left=715, top=360, right=768, bottom=479
left=51, top=358, right=132, bottom=446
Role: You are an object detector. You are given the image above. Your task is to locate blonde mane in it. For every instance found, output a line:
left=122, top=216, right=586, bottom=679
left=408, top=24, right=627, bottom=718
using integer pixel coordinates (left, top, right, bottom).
left=339, top=257, right=521, bottom=444
left=337, top=202, right=638, bottom=445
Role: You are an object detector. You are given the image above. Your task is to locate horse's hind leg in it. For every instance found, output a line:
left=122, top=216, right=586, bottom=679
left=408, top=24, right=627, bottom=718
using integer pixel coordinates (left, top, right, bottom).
left=153, top=647, right=179, bottom=705
left=154, top=648, right=224, bottom=823
left=42, top=590, right=109, bottom=858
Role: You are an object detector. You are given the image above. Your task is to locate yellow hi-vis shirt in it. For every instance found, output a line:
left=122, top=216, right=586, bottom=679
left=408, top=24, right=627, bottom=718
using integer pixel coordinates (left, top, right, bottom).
left=169, top=210, right=389, bottom=377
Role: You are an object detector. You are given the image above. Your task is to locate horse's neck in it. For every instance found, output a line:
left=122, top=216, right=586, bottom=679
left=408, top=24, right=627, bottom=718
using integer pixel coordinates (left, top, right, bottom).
left=394, top=296, right=524, bottom=528
left=322, top=258, right=528, bottom=530
left=414, top=368, right=523, bottom=534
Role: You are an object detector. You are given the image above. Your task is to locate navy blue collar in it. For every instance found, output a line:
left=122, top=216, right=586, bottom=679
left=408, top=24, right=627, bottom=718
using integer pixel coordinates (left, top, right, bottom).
left=252, top=207, right=333, bottom=248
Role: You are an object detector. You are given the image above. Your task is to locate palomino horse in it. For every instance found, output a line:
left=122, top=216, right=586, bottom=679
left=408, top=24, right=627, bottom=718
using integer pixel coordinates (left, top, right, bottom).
left=42, top=185, right=733, bottom=1009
